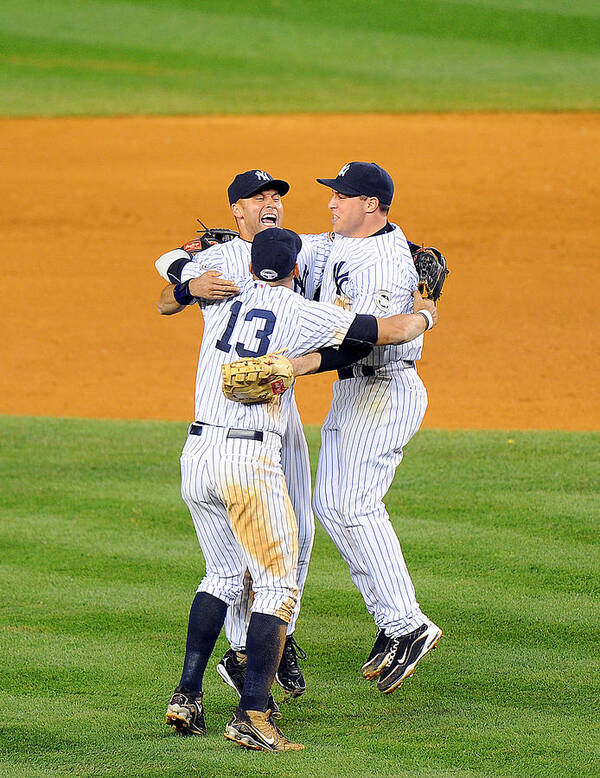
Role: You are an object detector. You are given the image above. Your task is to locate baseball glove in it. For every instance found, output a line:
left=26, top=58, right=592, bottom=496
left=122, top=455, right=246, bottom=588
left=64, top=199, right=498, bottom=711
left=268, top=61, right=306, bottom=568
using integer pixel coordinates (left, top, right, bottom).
left=182, top=220, right=239, bottom=254
left=222, top=353, right=294, bottom=404
left=410, top=244, right=449, bottom=302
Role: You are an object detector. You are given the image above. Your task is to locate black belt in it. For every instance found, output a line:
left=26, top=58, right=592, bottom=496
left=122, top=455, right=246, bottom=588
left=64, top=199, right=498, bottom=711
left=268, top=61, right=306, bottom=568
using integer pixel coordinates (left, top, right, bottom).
left=338, top=361, right=415, bottom=380
left=189, top=423, right=263, bottom=442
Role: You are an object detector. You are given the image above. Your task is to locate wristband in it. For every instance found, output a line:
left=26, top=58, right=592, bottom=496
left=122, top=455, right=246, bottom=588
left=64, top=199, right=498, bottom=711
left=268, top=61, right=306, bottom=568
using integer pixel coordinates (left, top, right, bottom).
left=417, top=310, right=434, bottom=331
left=173, top=280, right=195, bottom=306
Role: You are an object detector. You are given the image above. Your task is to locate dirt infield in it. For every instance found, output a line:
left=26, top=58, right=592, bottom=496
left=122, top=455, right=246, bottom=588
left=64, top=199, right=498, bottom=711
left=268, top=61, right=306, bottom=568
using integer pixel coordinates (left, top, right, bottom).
left=1, top=113, right=598, bottom=429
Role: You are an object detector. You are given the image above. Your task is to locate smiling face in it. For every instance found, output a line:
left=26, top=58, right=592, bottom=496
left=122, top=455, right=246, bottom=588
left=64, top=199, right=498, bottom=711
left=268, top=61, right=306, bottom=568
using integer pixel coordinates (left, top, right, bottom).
left=328, top=190, right=380, bottom=237
left=231, top=188, right=284, bottom=240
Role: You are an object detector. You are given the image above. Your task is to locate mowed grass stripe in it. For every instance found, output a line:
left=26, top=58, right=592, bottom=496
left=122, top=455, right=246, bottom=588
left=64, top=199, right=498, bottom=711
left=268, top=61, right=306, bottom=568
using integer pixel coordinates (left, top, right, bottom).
left=0, top=417, right=598, bottom=777
left=0, top=0, right=598, bottom=115
left=10, top=0, right=596, bottom=53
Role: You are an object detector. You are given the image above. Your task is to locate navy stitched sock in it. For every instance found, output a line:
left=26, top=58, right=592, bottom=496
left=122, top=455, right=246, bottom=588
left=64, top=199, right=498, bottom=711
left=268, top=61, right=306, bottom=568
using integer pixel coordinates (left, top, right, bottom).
left=239, top=612, right=287, bottom=712
left=178, top=592, right=227, bottom=692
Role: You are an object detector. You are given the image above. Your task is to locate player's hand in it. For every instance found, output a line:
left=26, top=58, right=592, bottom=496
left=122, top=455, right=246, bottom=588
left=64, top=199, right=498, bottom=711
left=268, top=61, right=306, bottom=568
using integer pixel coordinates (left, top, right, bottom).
left=189, top=271, right=240, bottom=300
left=412, top=291, right=436, bottom=315
left=412, top=291, right=438, bottom=328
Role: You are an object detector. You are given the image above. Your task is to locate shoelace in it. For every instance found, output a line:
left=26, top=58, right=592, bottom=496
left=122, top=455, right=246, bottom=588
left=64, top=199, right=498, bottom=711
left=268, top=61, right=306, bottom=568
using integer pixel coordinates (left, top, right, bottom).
left=253, top=711, right=285, bottom=743
left=286, top=636, right=307, bottom=661
left=382, top=638, right=401, bottom=668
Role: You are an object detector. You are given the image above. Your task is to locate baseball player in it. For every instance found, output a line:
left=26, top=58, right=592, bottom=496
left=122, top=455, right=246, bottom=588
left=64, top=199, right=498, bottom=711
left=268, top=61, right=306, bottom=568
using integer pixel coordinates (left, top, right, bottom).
left=156, top=170, right=332, bottom=702
left=162, top=227, right=436, bottom=751
left=306, top=161, right=442, bottom=694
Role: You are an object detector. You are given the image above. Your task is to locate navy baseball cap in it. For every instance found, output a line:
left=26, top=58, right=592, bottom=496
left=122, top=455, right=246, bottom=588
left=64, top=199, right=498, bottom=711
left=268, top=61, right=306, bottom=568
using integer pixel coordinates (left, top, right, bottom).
left=228, top=170, right=290, bottom=205
left=251, top=227, right=302, bottom=281
left=317, top=161, right=394, bottom=205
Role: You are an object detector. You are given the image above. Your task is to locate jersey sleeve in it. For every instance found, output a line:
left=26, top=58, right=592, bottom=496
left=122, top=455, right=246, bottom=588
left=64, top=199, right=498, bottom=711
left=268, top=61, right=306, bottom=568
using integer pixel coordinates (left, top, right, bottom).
left=180, top=245, right=227, bottom=283
left=285, top=296, right=356, bottom=357
left=155, top=248, right=192, bottom=283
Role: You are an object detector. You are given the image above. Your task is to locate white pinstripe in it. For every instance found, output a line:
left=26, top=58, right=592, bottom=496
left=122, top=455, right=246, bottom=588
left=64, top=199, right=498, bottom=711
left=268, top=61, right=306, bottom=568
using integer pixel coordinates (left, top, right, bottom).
left=314, top=225, right=430, bottom=638
left=180, top=233, right=331, bottom=300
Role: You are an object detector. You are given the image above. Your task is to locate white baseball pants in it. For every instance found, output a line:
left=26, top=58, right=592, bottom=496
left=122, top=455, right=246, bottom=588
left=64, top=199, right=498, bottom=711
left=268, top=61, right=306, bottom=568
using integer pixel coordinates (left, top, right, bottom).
left=180, top=426, right=299, bottom=624
left=313, top=367, right=428, bottom=638
left=224, top=400, right=314, bottom=647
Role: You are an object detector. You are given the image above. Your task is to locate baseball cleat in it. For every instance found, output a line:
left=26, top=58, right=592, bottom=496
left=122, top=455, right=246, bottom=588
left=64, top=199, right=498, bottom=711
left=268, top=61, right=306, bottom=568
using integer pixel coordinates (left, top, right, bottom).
left=361, top=628, right=389, bottom=680
left=275, top=635, right=306, bottom=697
left=165, top=689, right=206, bottom=736
left=217, top=648, right=280, bottom=717
left=225, top=707, right=304, bottom=752
left=376, top=621, right=442, bottom=695
left=216, top=648, right=247, bottom=696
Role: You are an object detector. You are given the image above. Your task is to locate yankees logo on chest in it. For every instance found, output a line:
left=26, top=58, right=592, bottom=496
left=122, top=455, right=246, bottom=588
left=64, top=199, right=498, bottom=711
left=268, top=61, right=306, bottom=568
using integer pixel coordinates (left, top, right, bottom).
left=293, top=265, right=309, bottom=297
left=331, top=261, right=351, bottom=311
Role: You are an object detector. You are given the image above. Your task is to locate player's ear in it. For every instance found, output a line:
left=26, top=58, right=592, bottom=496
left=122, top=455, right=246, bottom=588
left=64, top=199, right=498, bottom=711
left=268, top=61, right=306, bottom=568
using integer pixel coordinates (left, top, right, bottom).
left=366, top=197, right=379, bottom=214
left=292, top=263, right=299, bottom=278
left=249, top=262, right=254, bottom=275
left=232, top=202, right=242, bottom=220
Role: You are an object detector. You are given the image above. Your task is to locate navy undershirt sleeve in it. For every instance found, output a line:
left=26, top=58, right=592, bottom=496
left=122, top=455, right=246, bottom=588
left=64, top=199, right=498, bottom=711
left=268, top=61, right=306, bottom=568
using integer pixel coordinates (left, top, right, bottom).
left=315, top=314, right=377, bottom=373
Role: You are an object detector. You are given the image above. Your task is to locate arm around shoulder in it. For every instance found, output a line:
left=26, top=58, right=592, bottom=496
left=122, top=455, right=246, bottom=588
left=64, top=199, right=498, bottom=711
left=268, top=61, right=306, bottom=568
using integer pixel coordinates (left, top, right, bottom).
left=157, top=283, right=185, bottom=315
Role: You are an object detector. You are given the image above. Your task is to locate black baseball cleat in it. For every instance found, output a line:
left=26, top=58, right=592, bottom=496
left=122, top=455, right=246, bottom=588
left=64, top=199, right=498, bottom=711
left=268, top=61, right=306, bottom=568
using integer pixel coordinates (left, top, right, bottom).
left=216, top=648, right=281, bottom=718
left=216, top=648, right=247, bottom=696
left=276, top=635, right=307, bottom=697
left=165, top=688, right=206, bottom=736
left=225, top=707, right=304, bottom=752
left=376, top=621, right=442, bottom=695
left=360, top=628, right=390, bottom=680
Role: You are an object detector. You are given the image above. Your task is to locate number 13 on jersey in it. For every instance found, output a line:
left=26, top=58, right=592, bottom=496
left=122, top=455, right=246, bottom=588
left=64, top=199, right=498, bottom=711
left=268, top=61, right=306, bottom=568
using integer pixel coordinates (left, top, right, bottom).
left=215, top=301, right=276, bottom=358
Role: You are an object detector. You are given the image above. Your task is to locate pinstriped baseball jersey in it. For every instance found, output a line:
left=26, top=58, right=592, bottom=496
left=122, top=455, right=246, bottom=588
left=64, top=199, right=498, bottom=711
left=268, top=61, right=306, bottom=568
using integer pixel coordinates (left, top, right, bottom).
left=319, top=224, right=423, bottom=367
left=180, top=237, right=251, bottom=287
left=180, top=233, right=332, bottom=302
left=293, top=232, right=332, bottom=301
left=187, top=278, right=355, bottom=435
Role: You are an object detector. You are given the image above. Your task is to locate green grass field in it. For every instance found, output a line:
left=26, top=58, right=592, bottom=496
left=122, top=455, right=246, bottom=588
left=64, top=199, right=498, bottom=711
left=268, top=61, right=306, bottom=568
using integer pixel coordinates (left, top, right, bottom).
left=1, top=417, right=598, bottom=777
left=1, top=0, right=599, bottom=115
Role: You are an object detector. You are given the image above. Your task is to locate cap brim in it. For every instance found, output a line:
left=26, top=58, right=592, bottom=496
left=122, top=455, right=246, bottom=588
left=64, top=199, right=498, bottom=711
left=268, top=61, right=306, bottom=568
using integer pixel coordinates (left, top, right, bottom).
left=316, top=178, right=362, bottom=196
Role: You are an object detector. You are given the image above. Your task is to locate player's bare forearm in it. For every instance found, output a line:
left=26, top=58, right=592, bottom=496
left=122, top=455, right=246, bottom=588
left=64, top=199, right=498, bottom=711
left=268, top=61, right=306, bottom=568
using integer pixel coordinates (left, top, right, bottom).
left=376, top=296, right=438, bottom=345
left=289, top=353, right=322, bottom=376
left=157, top=284, right=185, bottom=315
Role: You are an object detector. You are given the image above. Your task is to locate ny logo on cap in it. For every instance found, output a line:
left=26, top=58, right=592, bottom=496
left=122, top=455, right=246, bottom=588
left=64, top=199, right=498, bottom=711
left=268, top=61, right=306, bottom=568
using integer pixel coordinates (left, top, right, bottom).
left=255, top=170, right=271, bottom=182
left=337, top=164, right=350, bottom=177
